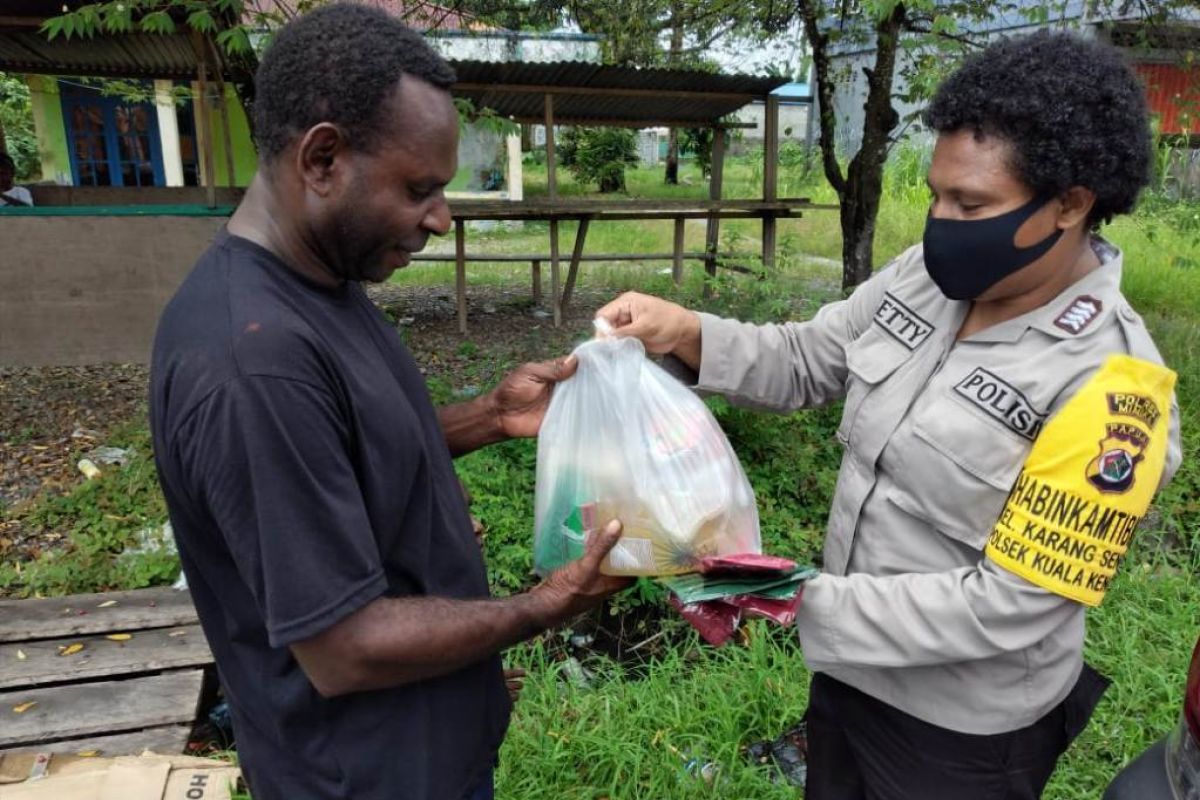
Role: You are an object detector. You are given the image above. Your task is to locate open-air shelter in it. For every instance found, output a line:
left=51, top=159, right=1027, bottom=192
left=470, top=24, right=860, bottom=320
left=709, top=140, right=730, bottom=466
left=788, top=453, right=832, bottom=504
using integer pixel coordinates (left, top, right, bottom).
left=0, top=4, right=817, bottom=362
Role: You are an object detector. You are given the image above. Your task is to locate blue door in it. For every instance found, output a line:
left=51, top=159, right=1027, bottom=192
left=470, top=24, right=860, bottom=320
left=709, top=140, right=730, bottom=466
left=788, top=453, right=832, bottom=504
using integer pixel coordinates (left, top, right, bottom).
left=60, top=83, right=166, bottom=187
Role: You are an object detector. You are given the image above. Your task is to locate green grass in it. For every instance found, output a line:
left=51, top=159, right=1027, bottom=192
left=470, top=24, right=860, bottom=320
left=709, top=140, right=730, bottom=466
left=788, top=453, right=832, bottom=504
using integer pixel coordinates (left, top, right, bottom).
left=3, top=147, right=1197, bottom=798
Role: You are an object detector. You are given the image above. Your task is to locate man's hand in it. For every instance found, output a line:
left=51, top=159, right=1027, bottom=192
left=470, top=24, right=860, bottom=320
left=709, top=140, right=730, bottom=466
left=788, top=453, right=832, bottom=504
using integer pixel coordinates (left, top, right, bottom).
left=532, top=520, right=634, bottom=625
left=594, top=292, right=702, bottom=369
left=490, top=355, right=578, bottom=439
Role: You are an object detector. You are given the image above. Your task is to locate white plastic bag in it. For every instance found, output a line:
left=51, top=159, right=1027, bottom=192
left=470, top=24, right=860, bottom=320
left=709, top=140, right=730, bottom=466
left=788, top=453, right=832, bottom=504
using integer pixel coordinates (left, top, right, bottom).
left=534, top=322, right=760, bottom=576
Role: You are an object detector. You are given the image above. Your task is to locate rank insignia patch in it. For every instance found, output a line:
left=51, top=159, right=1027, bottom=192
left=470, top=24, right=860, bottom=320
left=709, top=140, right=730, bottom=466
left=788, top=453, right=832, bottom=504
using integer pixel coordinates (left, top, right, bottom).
left=1054, top=295, right=1103, bottom=335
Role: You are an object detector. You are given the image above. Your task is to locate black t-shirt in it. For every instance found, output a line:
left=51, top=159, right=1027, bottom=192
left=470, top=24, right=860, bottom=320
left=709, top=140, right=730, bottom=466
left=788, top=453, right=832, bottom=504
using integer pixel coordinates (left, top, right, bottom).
left=149, top=231, right=510, bottom=800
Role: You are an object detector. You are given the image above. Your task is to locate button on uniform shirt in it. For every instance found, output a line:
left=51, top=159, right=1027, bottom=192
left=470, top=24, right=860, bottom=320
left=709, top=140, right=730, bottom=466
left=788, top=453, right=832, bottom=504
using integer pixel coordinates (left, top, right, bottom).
left=692, top=239, right=1182, bottom=734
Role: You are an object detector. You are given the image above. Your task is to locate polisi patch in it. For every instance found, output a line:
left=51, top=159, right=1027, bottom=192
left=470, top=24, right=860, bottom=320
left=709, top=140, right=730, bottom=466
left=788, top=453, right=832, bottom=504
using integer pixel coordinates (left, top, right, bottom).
left=873, top=292, right=934, bottom=350
left=1054, top=295, right=1103, bottom=335
left=954, top=367, right=1047, bottom=440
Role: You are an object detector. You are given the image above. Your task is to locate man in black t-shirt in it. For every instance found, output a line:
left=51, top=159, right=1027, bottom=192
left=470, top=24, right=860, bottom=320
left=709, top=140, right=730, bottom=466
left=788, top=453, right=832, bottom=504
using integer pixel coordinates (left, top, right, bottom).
left=149, top=7, right=630, bottom=800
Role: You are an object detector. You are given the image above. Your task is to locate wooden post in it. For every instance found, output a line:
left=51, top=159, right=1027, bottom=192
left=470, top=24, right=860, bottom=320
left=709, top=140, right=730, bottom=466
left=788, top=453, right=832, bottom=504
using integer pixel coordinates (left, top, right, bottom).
left=195, top=63, right=216, bottom=209
left=561, top=217, right=591, bottom=311
left=544, top=94, right=557, bottom=202
left=672, top=216, right=685, bottom=286
left=216, top=84, right=236, bottom=188
left=550, top=219, right=561, bottom=327
left=455, top=219, right=467, bottom=335
left=532, top=259, right=542, bottom=305
left=762, top=95, right=780, bottom=270
left=544, top=94, right=561, bottom=326
left=704, top=128, right=727, bottom=295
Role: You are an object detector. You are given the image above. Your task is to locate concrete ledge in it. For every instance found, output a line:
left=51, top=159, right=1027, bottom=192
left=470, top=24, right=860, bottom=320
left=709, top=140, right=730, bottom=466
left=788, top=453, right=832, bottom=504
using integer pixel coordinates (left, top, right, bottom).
left=0, top=215, right=226, bottom=365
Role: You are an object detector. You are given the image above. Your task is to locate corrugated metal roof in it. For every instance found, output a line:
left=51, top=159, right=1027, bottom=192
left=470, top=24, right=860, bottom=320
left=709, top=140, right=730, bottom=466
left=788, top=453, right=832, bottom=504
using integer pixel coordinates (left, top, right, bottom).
left=0, top=29, right=216, bottom=80
left=448, top=60, right=788, bottom=126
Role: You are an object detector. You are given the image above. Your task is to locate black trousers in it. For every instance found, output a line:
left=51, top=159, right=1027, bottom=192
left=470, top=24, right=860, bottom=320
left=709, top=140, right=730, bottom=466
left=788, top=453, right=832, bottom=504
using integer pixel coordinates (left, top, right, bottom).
left=804, top=667, right=1109, bottom=800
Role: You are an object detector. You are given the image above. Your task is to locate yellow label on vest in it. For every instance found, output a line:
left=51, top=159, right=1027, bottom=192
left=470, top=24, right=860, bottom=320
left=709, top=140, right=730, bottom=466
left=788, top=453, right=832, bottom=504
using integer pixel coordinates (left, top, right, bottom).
left=985, top=355, right=1175, bottom=606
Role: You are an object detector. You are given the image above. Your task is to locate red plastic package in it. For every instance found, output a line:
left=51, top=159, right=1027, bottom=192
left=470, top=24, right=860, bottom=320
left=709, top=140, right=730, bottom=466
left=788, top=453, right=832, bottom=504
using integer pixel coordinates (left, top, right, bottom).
left=698, top=553, right=797, bottom=576
left=668, top=594, right=741, bottom=646
left=725, top=590, right=804, bottom=626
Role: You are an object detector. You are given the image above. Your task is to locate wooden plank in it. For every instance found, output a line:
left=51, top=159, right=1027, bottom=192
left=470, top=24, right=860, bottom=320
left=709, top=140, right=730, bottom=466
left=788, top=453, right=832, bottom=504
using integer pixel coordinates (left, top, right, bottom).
left=559, top=217, right=590, bottom=312
left=410, top=251, right=749, bottom=264
left=672, top=217, right=685, bottom=286
left=705, top=129, right=728, bottom=294
left=447, top=197, right=817, bottom=215
left=455, top=219, right=467, bottom=335
left=549, top=219, right=561, bottom=328
left=0, top=625, right=211, bottom=690
left=455, top=83, right=756, bottom=102
left=0, top=670, right=204, bottom=748
left=0, top=725, right=191, bottom=757
left=544, top=94, right=557, bottom=202
left=0, top=588, right=198, bottom=644
left=502, top=116, right=758, bottom=130
left=531, top=259, right=542, bottom=304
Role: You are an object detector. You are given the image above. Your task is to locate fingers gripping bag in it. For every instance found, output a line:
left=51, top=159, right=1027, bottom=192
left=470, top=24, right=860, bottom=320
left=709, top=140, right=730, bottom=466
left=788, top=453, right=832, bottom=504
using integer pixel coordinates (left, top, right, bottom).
left=534, top=320, right=761, bottom=576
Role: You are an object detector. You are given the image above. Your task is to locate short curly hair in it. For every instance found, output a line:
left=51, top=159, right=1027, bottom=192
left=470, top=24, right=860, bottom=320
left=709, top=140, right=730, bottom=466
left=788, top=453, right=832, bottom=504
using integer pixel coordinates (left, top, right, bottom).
left=923, top=31, right=1151, bottom=227
left=253, top=3, right=456, bottom=162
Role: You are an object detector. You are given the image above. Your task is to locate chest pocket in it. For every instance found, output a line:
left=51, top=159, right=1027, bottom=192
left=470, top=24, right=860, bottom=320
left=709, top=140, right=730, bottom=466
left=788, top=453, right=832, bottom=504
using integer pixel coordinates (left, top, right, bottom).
left=837, top=326, right=918, bottom=447
left=887, top=385, right=1034, bottom=550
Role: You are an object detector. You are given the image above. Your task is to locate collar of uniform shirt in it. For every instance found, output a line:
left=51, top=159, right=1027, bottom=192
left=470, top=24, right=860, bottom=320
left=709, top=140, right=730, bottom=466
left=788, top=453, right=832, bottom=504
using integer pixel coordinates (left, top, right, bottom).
left=956, top=238, right=1123, bottom=345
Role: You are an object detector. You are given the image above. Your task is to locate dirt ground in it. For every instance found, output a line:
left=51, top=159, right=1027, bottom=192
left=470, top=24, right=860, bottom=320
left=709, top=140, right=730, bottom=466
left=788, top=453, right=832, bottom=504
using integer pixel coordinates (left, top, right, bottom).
left=0, top=283, right=611, bottom=558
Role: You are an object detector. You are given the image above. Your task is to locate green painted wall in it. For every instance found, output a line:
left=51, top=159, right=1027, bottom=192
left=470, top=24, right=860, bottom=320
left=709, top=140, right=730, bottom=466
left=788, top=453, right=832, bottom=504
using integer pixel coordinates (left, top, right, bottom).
left=24, top=75, right=70, bottom=184
left=204, top=84, right=256, bottom=187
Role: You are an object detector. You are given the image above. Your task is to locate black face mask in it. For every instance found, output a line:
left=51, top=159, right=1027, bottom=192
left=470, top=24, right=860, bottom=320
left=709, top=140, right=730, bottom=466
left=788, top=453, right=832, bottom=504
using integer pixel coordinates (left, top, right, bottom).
left=922, top=194, right=1062, bottom=301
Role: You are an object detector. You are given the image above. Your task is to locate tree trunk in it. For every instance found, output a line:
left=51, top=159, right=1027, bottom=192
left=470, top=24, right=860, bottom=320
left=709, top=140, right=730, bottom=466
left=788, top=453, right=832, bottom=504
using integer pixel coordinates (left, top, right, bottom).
left=839, top=5, right=904, bottom=290
left=800, top=0, right=905, bottom=292
left=664, top=4, right=684, bottom=185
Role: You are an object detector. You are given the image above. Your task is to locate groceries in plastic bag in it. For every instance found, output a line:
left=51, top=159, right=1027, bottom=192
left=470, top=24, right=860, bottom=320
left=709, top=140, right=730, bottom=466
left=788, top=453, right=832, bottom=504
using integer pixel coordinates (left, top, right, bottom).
left=534, top=322, right=761, bottom=576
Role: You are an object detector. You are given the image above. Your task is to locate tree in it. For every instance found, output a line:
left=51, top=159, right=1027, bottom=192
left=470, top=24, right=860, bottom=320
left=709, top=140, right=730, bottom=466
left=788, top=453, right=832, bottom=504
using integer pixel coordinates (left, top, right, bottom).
left=549, top=0, right=760, bottom=184
left=778, top=0, right=1199, bottom=291
left=567, top=127, right=639, bottom=192
left=0, top=73, right=40, bottom=180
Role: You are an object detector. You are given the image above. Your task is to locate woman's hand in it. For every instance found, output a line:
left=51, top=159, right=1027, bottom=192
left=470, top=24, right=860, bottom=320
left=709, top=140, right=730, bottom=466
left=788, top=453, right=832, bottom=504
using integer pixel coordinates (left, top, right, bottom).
left=594, top=292, right=703, bottom=369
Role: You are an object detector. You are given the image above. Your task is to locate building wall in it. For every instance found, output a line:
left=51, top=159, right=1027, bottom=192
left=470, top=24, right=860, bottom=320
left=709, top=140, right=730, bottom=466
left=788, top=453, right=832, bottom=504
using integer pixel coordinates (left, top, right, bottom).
left=24, top=75, right=71, bottom=185
left=0, top=213, right=226, bottom=365
left=821, top=20, right=1087, bottom=154
left=736, top=102, right=812, bottom=145
left=196, top=83, right=257, bottom=188
left=428, top=32, right=602, bottom=64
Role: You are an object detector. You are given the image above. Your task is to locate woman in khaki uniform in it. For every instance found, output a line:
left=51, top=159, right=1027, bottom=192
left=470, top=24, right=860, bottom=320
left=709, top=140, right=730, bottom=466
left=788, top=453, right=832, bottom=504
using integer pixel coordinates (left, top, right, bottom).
left=597, top=31, right=1182, bottom=800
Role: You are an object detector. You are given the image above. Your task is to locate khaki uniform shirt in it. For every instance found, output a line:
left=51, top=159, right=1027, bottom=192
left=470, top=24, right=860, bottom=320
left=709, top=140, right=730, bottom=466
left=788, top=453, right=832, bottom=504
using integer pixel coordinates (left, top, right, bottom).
left=692, top=239, right=1182, bottom=734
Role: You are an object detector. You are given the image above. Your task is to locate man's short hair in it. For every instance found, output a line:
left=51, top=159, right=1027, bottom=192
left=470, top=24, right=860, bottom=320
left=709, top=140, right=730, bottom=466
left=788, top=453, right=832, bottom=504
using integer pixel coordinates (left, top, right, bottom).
left=0, top=153, right=15, bottom=170
left=924, top=31, right=1152, bottom=227
left=253, top=3, right=457, bottom=162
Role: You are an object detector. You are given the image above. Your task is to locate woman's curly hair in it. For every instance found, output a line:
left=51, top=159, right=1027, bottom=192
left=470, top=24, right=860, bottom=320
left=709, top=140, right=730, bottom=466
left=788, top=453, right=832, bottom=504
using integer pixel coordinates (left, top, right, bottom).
left=924, top=31, right=1152, bottom=227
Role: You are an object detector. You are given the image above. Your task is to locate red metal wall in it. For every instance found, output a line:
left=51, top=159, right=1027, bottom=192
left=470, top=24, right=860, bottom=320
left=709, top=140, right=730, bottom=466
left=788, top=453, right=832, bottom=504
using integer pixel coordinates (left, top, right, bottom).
left=1134, top=62, right=1200, bottom=135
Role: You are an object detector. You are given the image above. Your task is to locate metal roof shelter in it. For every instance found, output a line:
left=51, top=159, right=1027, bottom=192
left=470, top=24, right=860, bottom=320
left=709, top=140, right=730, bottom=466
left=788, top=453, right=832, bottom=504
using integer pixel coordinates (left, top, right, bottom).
left=450, top=60, right=789, bottom=128
left=0, top=1, right=229, bottom=79
left=0, top=6, right=819, bottom=331
left=437, top=59, right=809, bottom=331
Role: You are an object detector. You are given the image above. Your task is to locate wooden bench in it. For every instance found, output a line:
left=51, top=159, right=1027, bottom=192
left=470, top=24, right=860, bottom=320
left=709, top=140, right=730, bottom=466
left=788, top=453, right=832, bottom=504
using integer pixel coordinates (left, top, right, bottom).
left=0, top=587, right=213, bottom=757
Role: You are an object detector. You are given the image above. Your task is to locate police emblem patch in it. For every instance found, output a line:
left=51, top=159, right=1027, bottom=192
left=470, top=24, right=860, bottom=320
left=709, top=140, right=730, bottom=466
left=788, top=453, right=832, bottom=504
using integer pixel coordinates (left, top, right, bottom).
left=1054, top=295, right=1103, bottom=335
left=1085, top=423, right=1147, bottom=493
